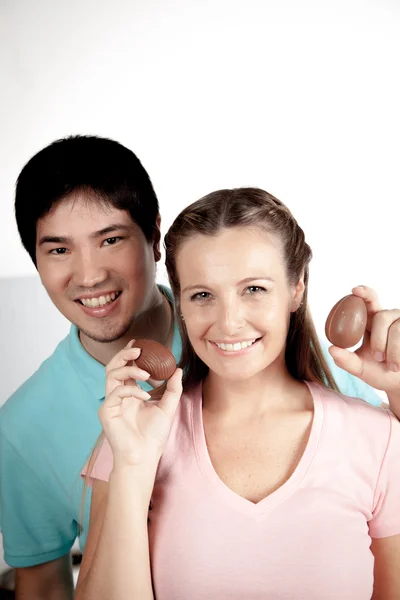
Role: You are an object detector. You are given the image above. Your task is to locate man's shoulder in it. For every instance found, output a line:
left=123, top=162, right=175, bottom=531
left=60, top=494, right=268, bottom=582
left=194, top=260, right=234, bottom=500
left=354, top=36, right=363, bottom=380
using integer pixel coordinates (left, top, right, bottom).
left=318, top=339, right=381, bottom=406
left=0, top=333, right=73, bottom=430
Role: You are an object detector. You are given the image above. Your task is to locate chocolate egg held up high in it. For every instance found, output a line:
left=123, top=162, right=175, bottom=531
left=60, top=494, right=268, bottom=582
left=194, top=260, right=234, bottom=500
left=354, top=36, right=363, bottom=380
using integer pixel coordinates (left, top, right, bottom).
left=134, top=339, right=176, bottom=380
left=325, top=294, right=367, bottom=349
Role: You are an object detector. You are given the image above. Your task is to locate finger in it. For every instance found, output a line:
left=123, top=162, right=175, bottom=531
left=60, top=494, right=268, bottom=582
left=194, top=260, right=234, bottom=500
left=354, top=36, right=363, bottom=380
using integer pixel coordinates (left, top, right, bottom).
left=105, top=346, right=141, bottom=373
left=369, top=309, right=400, bottom=364
left=103, top=384, right=151, bottom=408
left=157, top=368, right=183, bottom=419
left=351, top=286, right=382, bottom=331
left=108, top=364, right=151, bottom=384
left=386, top=316, right=400, bottom=372
left=328, top=346, right=365, bottom=379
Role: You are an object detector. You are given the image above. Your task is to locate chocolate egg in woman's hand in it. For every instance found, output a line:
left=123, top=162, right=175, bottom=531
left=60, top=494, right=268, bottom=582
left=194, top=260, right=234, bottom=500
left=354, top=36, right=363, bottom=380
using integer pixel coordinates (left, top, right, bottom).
left=325, top=295, right=367, bottom=349
left=134, top=339, right=176, bottom=381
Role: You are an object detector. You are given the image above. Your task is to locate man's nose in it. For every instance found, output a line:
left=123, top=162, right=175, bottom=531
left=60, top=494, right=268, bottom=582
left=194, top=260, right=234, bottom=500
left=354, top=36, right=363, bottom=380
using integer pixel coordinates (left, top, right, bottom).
left=71, top=250, right=108, bottom=288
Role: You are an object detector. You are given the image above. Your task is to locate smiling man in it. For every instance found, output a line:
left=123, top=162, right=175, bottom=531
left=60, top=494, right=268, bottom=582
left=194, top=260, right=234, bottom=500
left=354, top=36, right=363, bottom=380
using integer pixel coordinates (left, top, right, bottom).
left=0, top=136, right=384, bottom=600
left=0, top=136, right=181, bottom=600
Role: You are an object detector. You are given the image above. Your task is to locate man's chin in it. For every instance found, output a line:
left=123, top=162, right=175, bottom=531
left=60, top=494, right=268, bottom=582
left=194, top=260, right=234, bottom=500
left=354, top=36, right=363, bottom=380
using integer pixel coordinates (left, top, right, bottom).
left=78, top=322, right=133, bottom=345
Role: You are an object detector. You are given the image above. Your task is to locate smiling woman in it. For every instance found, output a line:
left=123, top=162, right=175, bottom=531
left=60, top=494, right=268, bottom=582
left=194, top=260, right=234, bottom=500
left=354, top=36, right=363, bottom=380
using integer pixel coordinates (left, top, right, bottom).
left=77, top=187, right=400, bottom=600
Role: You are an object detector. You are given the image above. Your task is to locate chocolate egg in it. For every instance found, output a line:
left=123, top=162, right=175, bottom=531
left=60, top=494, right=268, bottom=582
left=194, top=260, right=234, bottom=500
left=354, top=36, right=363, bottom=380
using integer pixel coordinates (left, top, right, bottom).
left=134, top=339, right=176, bottom=380
left=325, top=294, right=367, bottom=348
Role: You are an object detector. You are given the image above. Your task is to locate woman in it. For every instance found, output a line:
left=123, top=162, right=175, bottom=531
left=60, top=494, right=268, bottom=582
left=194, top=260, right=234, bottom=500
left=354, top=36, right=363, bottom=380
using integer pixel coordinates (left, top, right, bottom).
left=76, top=188, right=400, bottom=599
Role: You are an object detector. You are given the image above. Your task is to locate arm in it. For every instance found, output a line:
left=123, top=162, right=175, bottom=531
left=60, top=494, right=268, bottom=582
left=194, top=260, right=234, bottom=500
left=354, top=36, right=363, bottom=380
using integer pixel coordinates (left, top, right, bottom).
left=371, top=535, right=400, bottom=599
left=15, top=555, right=74, bottom=600
left=75, top=470, right=156, bottom=600
left=387, top=391, right=400, bottom=421
left=75, top=345, right=183, bottom=600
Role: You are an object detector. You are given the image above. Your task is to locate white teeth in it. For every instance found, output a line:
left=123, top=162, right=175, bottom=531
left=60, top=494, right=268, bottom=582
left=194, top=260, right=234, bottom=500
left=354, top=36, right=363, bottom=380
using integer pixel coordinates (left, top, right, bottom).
left=215, top=339, right=257, bottom=352
left=81, top=293, right=119, bottom=308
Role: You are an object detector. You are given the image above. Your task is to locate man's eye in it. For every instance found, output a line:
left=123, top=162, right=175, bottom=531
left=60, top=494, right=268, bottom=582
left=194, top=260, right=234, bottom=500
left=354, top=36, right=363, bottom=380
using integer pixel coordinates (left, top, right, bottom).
left=190, top=292, right=212, bottom=301
left=50, top=248, right=67, bottom=255
left=103, top=237, right=121, bottom=246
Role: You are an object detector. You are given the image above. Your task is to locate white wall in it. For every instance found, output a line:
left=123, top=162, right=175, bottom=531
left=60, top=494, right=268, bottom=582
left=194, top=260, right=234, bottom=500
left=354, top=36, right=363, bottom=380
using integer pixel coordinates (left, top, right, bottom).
left=0, top=0, right=399, bottom=574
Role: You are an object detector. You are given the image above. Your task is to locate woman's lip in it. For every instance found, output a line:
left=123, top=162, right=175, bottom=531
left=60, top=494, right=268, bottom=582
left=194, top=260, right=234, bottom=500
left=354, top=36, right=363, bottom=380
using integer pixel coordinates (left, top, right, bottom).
left=210, top=338, right=259, bottom=344
left=76, top=292, right=122, bottom=319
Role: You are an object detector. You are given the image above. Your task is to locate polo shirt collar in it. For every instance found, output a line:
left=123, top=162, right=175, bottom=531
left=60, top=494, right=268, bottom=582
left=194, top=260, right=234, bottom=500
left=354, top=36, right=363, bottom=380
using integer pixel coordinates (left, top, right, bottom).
left=66, top=325, right=106, bottom=401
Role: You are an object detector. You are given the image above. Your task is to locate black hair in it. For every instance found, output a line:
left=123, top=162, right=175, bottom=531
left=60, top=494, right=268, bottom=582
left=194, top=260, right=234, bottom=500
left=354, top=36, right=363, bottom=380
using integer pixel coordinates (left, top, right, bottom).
left=15, top=135, right=160, bottom=265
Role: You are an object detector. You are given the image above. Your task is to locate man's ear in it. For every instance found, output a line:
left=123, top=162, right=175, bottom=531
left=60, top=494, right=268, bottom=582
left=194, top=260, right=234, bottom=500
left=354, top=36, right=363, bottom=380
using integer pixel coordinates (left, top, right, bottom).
left=290, top=274, right=305, bottom=312
left=153, top=214, right=162, bottom=262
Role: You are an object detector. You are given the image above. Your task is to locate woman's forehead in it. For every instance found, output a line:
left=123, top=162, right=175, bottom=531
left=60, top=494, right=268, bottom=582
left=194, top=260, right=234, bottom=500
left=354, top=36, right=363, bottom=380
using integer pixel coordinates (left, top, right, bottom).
left=176, top=227, right=285, bottom=284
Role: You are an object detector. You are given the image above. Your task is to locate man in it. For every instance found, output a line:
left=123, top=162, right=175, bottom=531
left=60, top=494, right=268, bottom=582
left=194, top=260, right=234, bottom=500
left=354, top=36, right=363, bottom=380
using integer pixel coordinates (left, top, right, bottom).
left=0, top=135, right=393, bottom=599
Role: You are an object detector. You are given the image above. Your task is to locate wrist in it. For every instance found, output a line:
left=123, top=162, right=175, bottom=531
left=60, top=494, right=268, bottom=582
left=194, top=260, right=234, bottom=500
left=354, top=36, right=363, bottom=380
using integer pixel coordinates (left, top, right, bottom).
left=110, top=462, right=158, bottom=505
left=387, top=390, right=400, bottom=410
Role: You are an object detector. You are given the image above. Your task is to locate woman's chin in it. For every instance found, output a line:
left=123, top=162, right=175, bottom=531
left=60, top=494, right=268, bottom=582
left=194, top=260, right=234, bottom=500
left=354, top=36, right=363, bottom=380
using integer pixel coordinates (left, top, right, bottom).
left=210, top=366, right=265, bottom=383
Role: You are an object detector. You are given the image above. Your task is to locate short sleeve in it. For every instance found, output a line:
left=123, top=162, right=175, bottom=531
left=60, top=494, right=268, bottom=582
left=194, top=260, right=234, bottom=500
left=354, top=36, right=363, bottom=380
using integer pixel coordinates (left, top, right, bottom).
left=0, top=432, right=76, bottom=567
left=81, top=437, right=114, bottom=486
left=368, top=412, right=400, bottom=539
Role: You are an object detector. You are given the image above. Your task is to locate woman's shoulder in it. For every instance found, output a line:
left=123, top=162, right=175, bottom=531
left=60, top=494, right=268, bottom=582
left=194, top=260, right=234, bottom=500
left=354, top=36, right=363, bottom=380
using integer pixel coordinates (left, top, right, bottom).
left=308, top=381, right=398, bottom=443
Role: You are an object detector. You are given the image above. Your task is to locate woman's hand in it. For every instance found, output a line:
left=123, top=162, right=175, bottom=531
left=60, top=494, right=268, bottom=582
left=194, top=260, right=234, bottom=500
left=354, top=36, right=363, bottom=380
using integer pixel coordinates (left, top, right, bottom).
left=99, top=341, right=183, bottom=469
left=328, top=286, right=400, bottom=398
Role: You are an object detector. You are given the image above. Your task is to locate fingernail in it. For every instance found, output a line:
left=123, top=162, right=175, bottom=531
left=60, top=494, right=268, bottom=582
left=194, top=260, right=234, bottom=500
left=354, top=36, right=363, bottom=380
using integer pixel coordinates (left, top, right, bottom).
left=138, top=370, right=151, bottom=379
left=125, top=339, right=135, bottom=348
left=374, top=352, right=384, bottom=362
left=126, top=347, right=140, bottom=357
left=389, top=363, right=399, bottom=373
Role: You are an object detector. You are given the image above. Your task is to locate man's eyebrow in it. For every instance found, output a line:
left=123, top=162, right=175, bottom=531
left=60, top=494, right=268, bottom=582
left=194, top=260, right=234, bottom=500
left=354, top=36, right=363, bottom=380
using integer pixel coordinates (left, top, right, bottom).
left=90, top=224, right=132, bottom=238
left=38, top=224, right=132, bottom=246
left=38, top=235, right=71, bottom=246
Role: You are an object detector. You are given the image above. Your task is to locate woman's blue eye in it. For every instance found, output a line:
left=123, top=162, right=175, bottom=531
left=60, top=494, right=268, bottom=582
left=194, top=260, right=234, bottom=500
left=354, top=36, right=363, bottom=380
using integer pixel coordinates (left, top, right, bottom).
left=190, top=291, right=211, bottom=301
left=246, top=286, right=266, bottom=294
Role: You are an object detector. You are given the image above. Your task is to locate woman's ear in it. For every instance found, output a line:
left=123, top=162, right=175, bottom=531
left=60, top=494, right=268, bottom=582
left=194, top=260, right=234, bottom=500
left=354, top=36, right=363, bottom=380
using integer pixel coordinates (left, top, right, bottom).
left=290, top=274, right=305, bottom=312
left=153, top=215, right=162, bottom=262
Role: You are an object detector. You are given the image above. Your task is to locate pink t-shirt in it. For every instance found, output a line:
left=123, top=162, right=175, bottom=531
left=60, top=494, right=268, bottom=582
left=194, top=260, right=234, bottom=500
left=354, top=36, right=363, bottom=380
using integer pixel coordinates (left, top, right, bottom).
left=85, top=382, right=400, bottom=599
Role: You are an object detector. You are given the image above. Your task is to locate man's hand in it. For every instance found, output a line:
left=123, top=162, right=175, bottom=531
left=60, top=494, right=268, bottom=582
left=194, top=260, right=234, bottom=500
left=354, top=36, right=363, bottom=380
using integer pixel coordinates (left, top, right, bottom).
left=328, top=286, right=400, bottom=416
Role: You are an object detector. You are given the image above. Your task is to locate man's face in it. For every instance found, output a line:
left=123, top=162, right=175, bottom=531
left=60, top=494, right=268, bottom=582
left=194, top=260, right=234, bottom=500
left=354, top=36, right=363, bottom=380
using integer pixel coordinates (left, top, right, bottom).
left=36, top=191, right=160, bottom=343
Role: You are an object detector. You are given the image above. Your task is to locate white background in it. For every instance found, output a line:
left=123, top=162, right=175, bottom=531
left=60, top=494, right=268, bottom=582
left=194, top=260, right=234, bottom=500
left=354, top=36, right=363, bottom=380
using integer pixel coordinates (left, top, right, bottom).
left=0, top=0, right=399, bottom=574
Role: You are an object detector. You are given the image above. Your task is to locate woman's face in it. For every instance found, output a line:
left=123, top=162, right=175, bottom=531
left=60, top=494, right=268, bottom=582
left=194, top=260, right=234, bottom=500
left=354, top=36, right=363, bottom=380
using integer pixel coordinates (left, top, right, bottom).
left=177, top=226, right=304, bottom=382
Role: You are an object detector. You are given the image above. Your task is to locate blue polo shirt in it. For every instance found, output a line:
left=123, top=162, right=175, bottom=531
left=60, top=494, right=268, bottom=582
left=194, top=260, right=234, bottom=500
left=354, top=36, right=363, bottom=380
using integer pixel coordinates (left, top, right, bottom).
left=0, top=323, right=379, bottom=567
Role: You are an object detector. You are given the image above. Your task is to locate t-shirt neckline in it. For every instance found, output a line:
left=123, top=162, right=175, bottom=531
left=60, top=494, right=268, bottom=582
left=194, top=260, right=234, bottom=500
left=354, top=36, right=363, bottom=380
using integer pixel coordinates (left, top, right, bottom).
left=191, top=380, right=324, bottom=515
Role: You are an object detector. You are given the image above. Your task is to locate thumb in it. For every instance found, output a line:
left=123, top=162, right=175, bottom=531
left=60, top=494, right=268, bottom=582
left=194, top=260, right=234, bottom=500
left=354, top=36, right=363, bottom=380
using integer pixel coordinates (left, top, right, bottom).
left=158, top=368, right=183, bottom=419
left=328, top=346, right=364, bottom=379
